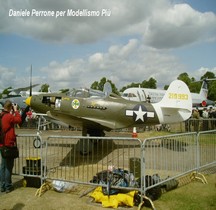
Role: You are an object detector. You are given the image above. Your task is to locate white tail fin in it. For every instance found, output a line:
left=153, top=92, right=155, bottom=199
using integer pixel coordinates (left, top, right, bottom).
left=152, top=80, right=192, bottom=124
left=199, top=80, right=208, bottom=99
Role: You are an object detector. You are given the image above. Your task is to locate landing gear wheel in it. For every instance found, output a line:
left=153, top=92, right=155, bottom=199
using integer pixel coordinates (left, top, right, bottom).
left=33, top=136, right=41, bottom=148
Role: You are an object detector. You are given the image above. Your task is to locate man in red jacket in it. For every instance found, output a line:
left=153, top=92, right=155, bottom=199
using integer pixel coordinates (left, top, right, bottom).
left=0, top=100, right=21, bottom=193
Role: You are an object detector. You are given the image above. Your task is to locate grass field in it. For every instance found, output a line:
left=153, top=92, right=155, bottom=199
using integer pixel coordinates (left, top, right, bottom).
left=140, top=173, right=216, bottom=210
left=131, top=130, right=216, bottom=210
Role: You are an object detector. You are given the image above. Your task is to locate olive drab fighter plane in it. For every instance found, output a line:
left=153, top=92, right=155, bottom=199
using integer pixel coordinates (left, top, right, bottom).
left=25, top=80, right=192, bottom=136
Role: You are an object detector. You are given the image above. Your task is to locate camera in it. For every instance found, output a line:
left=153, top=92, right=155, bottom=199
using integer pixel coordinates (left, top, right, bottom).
left=12, top=103, right=17, bottom=107
left=12, top=103, right=17, bottom=111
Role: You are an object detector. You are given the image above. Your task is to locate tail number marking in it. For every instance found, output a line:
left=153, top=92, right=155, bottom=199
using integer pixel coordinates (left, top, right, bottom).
left=169, top=93, right=188, bottom=100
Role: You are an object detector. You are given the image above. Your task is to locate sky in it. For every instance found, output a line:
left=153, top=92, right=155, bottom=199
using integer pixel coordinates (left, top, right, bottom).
left=0, top=0, right=216, bottom=92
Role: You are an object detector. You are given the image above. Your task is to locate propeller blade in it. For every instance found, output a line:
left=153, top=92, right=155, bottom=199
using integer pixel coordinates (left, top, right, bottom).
left=30, top=65, right=32, bottom=96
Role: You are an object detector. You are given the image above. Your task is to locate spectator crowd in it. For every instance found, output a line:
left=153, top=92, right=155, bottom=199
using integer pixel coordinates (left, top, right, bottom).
left=187, top=106, right=216, bottom=132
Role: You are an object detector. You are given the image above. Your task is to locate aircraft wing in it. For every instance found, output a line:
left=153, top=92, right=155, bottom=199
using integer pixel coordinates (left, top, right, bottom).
left=8, top=84, right=40, bottom=95
left=47, top=111, right=116, bottom=131
left=47, top=111, right=83, bottom=127
left=81, top=117, right=116, bottom=129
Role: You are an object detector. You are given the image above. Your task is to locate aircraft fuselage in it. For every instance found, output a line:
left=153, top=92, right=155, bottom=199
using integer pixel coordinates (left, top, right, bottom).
left=26, top=80, right=192, bottom=135
left=30, top=93, right=159, bottom=130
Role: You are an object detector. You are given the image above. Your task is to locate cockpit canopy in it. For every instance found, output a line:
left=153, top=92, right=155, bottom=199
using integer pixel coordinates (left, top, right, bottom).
left=66, top=88, right=105, bottom=98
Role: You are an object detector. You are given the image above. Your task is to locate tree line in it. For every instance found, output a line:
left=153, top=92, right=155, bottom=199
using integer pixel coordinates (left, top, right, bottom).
left=90, top=71, right=216, bottom=101
left=1, top=71, right=216, bottom=101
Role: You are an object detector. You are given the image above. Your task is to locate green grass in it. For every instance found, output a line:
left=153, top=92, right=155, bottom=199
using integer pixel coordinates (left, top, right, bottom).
left=199, top=134, right=216, bottom=145
left=141, top=174, right=216, bottom=210
left=138, top=131, right=216, bottom=145
left=137, top=131, right=171, bottom=139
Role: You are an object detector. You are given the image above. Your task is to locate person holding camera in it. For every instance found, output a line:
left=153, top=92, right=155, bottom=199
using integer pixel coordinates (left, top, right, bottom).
left=0, top=100, right=21, bottom=193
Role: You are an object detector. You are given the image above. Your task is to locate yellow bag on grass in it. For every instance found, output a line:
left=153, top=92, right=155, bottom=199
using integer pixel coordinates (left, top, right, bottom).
left=90, top=187, right=136, bottom=208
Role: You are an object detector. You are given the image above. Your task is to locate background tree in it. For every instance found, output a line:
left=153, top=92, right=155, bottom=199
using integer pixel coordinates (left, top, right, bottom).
left=91, top=81, right=99, bottom=90
left=141, top=77, right=157, bottom=88
left=119, top=82, right=140, bottom=92
left=208, top=81, right=216, bottom=101
left=175, top=72, right=216, bottom=101
left=163, top=85, right=169, bottom=90
left=201, top=71, right=215, bottom=80
left=0, top=87, right=12, bottom=99
left=201, top=71, right=216, bottom=101
left=91, top=77, right=106, bottom=91
left=120, top=77, right=157, bottom=92
left=189, top=81, right=200, bottom=93
left=177, top=72, right=191, bottom=86
left=177, top=72, right=202, bottom=93
left=59, top=88, right=69, bottom=93
left=91, top=77, right=119, bottom=95
left=39, top=84, right=50, bottom=92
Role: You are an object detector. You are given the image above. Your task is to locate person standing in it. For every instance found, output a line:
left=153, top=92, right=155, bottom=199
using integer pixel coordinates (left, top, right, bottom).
left=202, top=108, right=209, bottom=131
left=0, top=100, right=21, bottom=193
left=192, top=108, right=200, bottom=132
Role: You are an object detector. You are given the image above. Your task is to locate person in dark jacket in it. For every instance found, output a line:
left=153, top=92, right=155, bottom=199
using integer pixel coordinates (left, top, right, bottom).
left=0, top=100, right=21, bottom=193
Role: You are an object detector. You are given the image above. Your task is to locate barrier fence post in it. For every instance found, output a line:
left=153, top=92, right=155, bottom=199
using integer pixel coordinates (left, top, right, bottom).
left=141, top=141, right=146, bottom=202
left=196, top=131, right=200, bottom=172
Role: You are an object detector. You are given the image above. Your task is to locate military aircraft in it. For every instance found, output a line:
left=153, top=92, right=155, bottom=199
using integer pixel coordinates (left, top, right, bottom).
left=0, top=84, right=40, bottom=110
left=25, top=80, right=192, bottom=137
left=122, top=79, right=215, bottom=108
left=0, top=84, right=52, bottom=111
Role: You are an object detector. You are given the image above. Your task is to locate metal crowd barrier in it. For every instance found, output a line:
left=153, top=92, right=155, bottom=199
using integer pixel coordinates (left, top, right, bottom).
left=141, top=130, right=216, bottom=193
left=141, top=132, right=197, bottom=190
left=197, top=130, right=216, bottom=171
left=13, top=133, right=44, bottom=187
left=11, top=130, right=216, bottom=198
left=44, top=136, right=142, bottom=191
left=186, top=118, right=216, bottom=132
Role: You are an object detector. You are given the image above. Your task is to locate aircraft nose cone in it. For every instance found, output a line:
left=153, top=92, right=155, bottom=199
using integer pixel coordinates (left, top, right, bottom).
left=25, top=96, right=32, bottom=106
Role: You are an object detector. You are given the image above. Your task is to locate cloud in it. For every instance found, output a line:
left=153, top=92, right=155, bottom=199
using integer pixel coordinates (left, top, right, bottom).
left=197, top=67, right=216, bottom=79
left=1, top=0, right=216, bottom=48
left=143, top=3, right=216, bottom=48
left=0, top=65, right=41, bottom=92
left=1, top=0, right=151, bottom=43
left=37, top=39, right=186, bottom=90
left=0, top=0, right=216, bottom=92
left=0, top=66, right=16, bottom=90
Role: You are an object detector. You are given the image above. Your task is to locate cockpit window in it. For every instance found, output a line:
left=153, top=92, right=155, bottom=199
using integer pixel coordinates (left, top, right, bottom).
left=89, top=89, right=105, bottom=98
left=122, top=93, right=136, bottom=98
left=66, top=88, right=105, bottom=98
left=75, top=90, right=87, bottom=97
